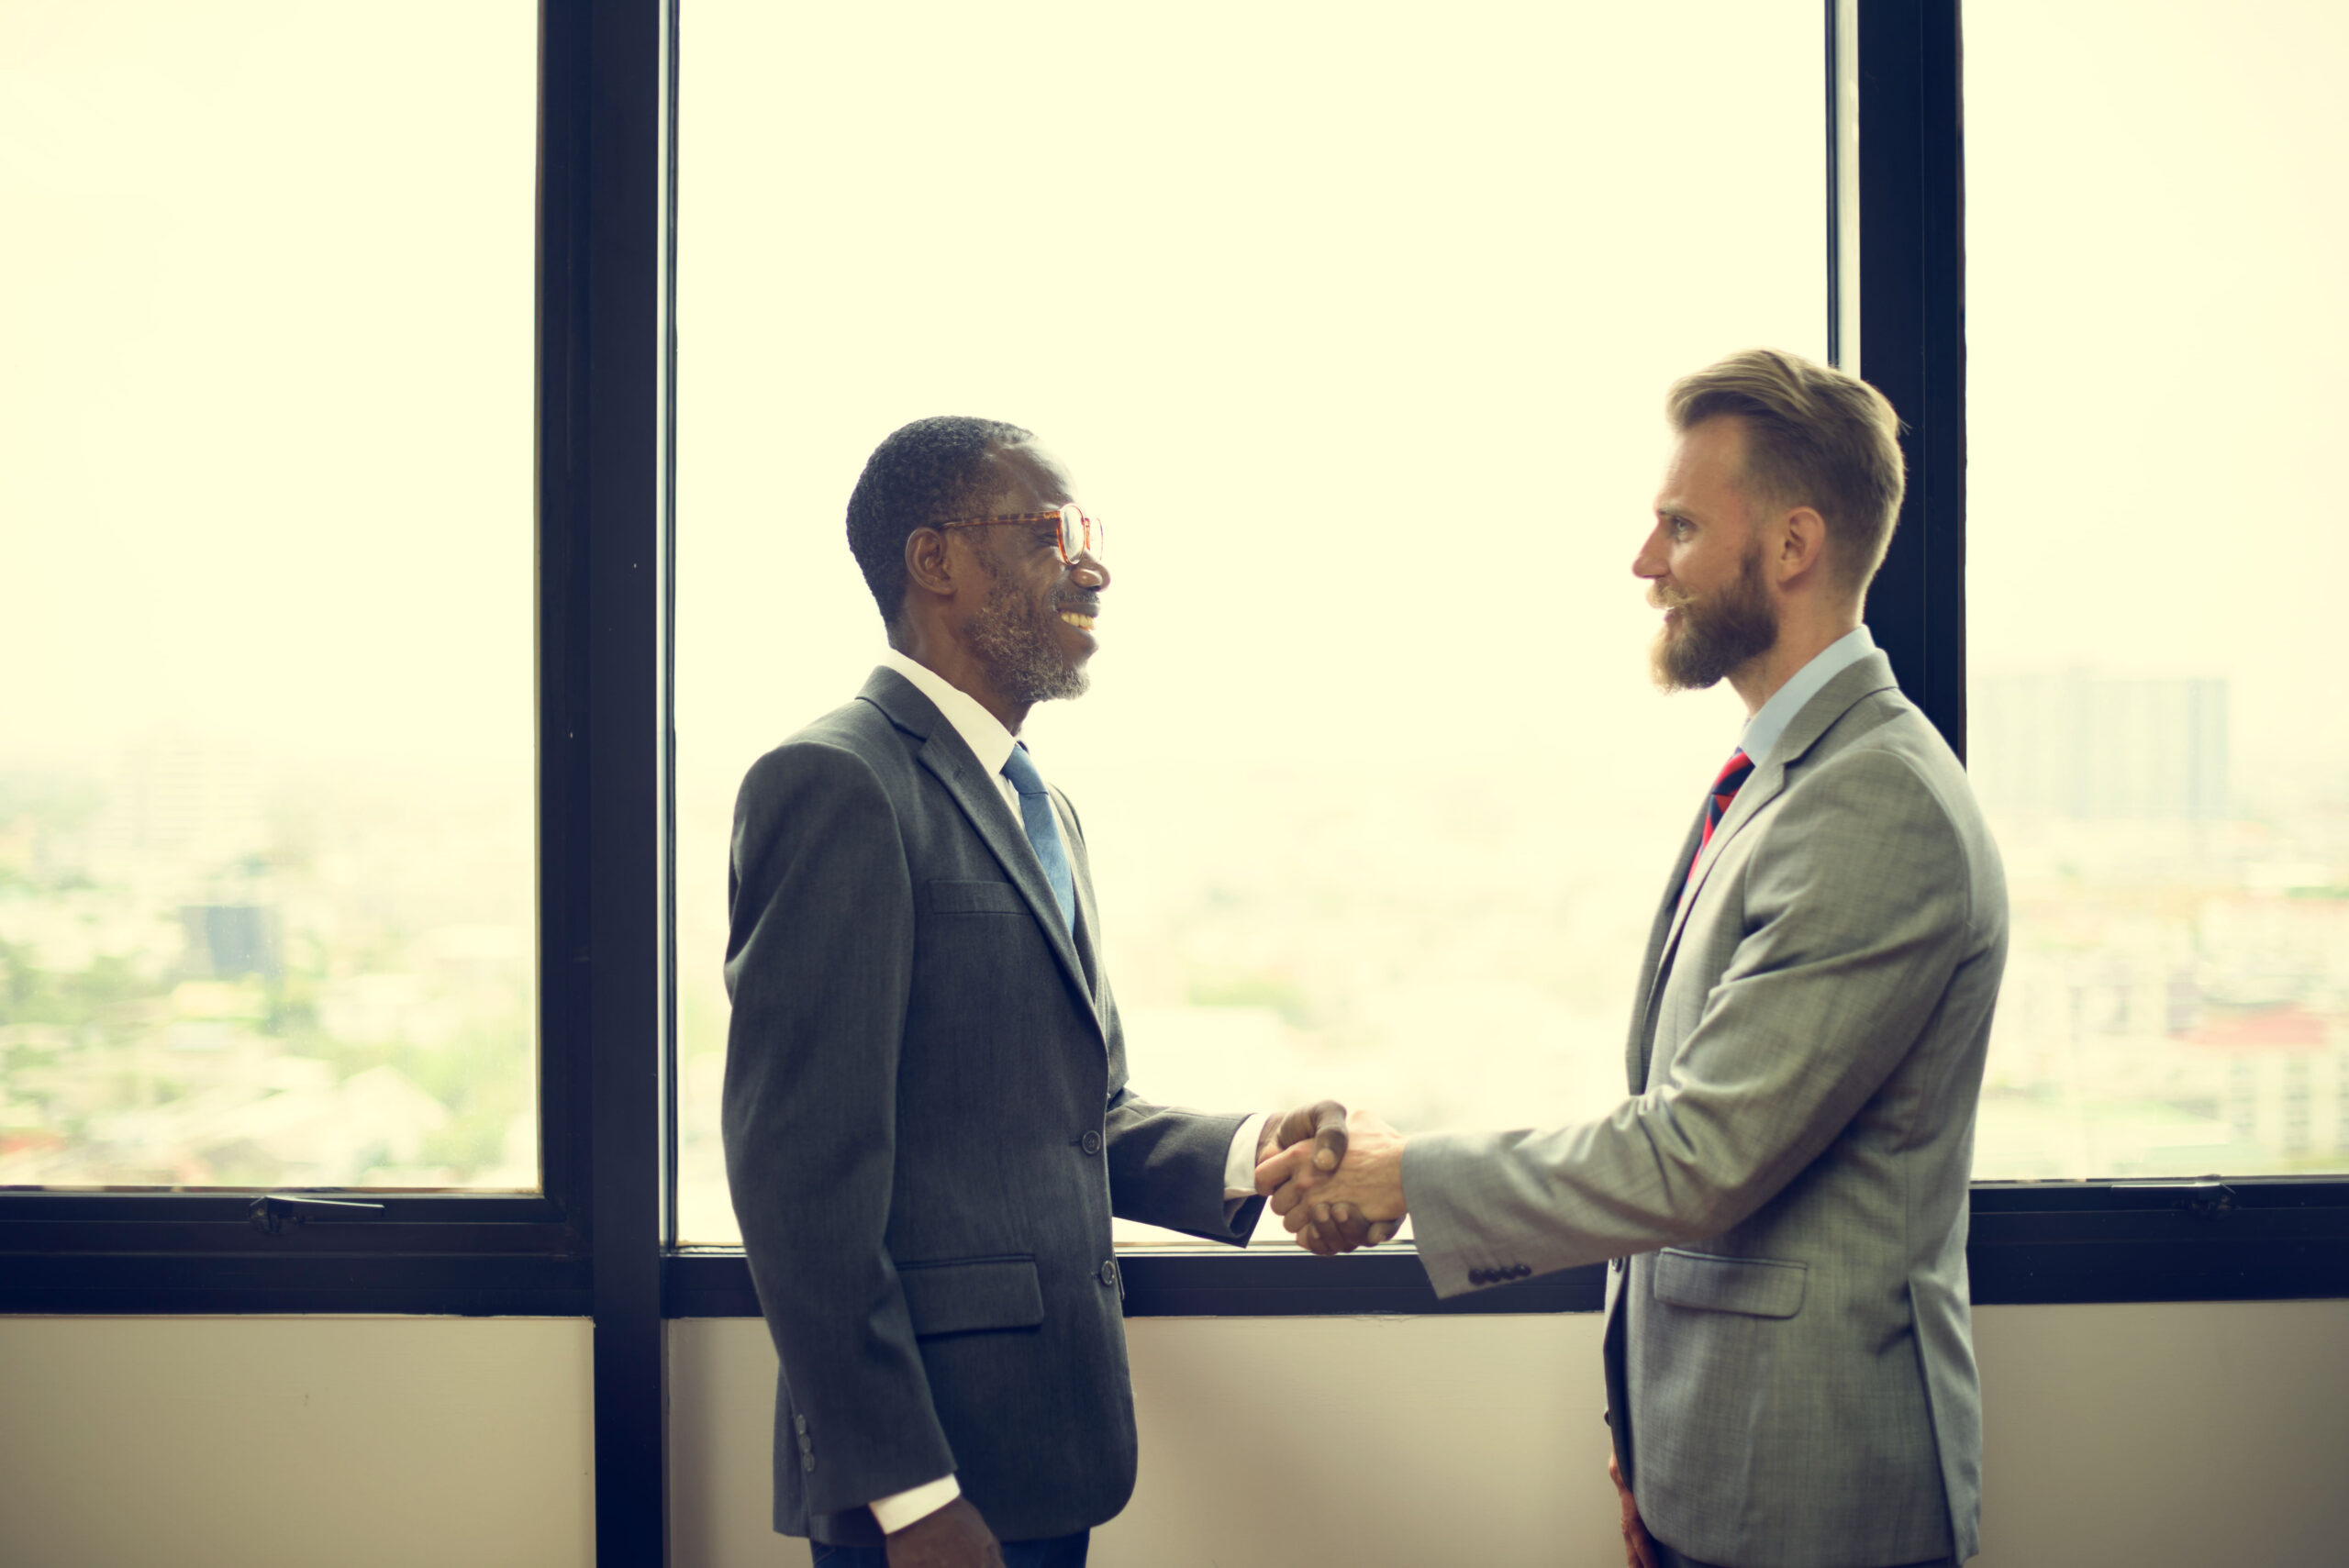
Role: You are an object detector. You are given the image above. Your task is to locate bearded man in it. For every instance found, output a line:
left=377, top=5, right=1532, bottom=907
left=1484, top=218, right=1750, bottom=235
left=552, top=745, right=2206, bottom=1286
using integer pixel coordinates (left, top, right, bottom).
left=723, top=417, right=1350, bottom=1568
left=1259, top=352, right=2009, bottom=1568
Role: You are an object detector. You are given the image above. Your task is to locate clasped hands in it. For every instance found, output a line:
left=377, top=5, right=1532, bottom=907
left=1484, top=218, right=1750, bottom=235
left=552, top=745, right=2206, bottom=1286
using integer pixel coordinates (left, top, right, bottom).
left=1255, top=1101, right=1408, bottom=1255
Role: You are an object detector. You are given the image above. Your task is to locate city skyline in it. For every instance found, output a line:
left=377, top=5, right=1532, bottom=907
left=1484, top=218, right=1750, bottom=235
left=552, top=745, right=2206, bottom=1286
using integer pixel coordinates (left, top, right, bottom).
left=15, top=674, right=2341, bottom=1246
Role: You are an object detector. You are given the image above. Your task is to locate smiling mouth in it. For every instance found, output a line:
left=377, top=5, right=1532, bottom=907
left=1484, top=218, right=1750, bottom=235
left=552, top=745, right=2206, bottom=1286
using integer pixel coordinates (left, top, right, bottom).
left=1058, top=611, right=1097, bottom=631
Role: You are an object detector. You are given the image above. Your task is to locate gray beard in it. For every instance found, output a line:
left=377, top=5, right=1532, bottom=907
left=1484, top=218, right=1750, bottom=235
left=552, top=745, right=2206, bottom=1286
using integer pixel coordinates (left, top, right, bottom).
left=1651, top=547, right=1778, bottom=693
left=967, top=574, right=1089, bottom=707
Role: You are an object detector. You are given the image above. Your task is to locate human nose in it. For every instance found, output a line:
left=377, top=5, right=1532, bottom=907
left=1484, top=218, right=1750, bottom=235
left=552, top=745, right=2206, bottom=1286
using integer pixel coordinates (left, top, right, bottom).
left=1631, top=525, right=1668, bottom=580
left=1069, top=549, right=1109, bottom=591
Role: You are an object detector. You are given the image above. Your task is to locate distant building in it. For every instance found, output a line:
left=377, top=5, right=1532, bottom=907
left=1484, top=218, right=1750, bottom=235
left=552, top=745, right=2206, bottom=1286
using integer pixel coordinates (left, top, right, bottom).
left=179, top=904, right=281, bottom=979
left=1972, top=671, right=2228, bottom=820
left=91, top=736, right=266, bottom=884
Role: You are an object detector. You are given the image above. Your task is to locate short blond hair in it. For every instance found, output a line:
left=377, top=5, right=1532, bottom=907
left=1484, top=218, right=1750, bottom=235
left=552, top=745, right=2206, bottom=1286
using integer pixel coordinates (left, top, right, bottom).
left=1667, top=349, right=1906, bottom=593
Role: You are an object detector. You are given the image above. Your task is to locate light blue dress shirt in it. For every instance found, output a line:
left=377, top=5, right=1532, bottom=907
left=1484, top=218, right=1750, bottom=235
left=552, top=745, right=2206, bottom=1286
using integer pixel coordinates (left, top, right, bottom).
left=1736, top=626, right=1879, bottom=770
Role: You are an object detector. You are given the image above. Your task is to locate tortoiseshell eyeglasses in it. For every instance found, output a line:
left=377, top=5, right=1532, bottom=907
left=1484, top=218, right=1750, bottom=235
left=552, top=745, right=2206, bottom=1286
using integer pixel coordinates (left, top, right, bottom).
left=938, top=502, right=1105, bottom=566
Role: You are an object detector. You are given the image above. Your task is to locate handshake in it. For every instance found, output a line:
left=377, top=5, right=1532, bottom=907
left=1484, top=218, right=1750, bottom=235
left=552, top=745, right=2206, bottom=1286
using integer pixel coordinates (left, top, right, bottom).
left=1252, top=1101, right=1411, bottom=1255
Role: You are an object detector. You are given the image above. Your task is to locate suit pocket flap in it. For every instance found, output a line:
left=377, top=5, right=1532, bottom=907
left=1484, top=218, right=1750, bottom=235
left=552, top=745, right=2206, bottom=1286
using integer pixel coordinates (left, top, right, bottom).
left=897, top=1255, right=1044, bottom=1337
left=1653, top=1249, right=1808, bottom=1318
left=929, top=879, right=1025, bottom=915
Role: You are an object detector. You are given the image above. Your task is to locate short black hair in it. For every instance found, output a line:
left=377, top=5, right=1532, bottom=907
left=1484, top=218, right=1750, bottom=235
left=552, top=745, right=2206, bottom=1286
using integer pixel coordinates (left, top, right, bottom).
left=844, top=415, right=1036, bottom=623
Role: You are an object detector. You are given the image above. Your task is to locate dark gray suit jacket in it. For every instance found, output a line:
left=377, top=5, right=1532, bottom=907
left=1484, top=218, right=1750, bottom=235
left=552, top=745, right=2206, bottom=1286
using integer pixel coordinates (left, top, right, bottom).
left=1407, top=653, right=2008, bottom=1567
left=721, top=667, right=1261, bottom=1544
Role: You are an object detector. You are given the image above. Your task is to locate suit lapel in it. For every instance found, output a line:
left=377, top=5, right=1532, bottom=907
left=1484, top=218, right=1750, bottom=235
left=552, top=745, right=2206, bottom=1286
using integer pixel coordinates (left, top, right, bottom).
left=1052, top=790, right=1107, bottom=1006
left=1667, top=756, right=1791, bottom=945
left=859, top=671, right=1105, bottom=1037
left=1629, top=810, right=1705, bottom=1093
left=1631, top=651, right=1903, bottom=1083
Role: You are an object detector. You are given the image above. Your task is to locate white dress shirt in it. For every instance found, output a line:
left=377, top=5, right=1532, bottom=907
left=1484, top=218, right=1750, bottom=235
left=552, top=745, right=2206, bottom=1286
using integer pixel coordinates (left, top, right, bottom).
left=864, top=651, right=1266, bottom=1532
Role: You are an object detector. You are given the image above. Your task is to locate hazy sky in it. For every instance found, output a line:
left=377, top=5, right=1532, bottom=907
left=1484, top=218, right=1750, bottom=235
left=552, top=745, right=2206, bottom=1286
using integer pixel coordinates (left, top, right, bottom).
left=1, top=3, right=534, bottom=776
left=674, top=1, right=1819, bottom=824
left=1967, top=2, right=2349, bottom=795
left=6, top=2, right=2343, bottom=825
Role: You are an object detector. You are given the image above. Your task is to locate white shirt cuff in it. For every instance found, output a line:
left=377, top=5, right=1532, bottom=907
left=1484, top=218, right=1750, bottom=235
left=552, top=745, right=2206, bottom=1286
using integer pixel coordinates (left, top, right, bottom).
left=870, top=1473, right=960, bottom=1534
left=1225, top=1112, right=1270, bottom=1200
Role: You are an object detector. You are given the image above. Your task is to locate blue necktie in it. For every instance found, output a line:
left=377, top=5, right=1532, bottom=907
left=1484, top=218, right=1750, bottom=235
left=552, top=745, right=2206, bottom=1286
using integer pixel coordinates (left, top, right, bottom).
left=1001, top=743, right=1076, bottom=937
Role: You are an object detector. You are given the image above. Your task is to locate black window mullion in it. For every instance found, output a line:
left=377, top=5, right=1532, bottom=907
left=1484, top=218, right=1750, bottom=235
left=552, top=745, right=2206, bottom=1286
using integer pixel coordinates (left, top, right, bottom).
left=556, top=0, right=671, bottom=1559
left=1854, top=0, right=1967, bottom=758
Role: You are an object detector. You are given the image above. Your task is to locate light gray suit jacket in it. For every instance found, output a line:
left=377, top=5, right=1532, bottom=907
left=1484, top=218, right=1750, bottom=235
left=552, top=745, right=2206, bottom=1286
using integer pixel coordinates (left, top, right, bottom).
left=1406, top=652, right=2007, bottom=1568
left=722, top=669, right=1262, bottom=1544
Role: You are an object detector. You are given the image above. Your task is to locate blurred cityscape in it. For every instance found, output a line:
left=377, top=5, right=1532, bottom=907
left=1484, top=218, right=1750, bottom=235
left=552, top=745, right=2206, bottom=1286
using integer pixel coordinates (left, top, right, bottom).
left=1970, top=673, right=2349, bottom=1180
left=674, top=669, right=2349, bottom=1245
left=0, top=739, right=536, bottom=1190
left=12, top=672, right=2346, bottom=1229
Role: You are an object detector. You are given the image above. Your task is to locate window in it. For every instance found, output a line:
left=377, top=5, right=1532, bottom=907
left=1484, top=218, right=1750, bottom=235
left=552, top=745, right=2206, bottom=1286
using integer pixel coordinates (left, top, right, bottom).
left=675, top=0, right=1826, bottom=1247
left=0, top=3, right=539, bottom=1195
left=1966, top=1, right=2349, bottom=1180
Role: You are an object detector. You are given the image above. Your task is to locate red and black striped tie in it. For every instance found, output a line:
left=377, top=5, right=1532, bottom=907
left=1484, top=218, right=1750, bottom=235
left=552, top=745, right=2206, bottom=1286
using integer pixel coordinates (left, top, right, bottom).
left=1687, top=748, right=1755, bottom=891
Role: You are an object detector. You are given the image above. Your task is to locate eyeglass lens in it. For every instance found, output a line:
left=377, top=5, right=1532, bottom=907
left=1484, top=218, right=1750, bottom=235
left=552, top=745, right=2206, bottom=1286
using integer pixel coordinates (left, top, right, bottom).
left=1057, top=502, right=1103, bottom=563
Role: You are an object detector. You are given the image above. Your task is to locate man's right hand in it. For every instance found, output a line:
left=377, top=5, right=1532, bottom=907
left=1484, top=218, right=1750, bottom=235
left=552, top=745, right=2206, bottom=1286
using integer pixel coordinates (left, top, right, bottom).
left=884, top=1497, right=1004, bottom=1568
left=1609, top=1452, right=1659, bottom=1568
left=1255, top=1099, right=1351, bottom=1176
left=1258, top=1106, right=1408, bottom=1255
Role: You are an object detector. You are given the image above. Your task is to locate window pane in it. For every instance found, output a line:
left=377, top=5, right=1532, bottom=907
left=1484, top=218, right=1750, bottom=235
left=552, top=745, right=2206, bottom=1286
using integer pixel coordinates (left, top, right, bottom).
left=0, top=5, right=538, bottom=1190
left=678, top=2, right=1824, bottom=1243
left=1967, top=3, right=2349, bottom=1178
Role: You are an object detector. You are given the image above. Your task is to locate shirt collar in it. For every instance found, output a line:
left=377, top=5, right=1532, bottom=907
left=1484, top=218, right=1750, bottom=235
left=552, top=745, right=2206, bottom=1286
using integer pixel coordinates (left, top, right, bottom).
left=1736, top=625, right=1877, bottom=770
left=878, top=647, right=1019, bottom=779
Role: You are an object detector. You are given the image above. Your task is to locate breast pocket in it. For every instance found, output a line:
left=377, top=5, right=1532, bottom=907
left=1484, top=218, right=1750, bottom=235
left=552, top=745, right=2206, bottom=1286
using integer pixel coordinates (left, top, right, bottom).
left=1653, top=1248, right=1808, bottom=1318
left=929, top=879, right=1026, bottom=916
left=896, top=1254, right=1045, bottom=1339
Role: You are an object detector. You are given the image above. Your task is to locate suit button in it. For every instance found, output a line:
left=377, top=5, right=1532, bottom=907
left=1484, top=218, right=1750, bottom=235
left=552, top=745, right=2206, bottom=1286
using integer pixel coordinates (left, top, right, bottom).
left=800, top=1452, right=815, bottom=1473
left=1511, top=1264, right=1531, bottom=1279
left=1080, top=1130, right=1103, bottom=1155
left=796, top=1432, right=812, bottom=1453
left=1098, top=1259, right=1119, bottom=1287
left=1611, top=1257, right=1625, bottom=1273
left=1468, top=1268, right=1489, bottom=1285
left=794, top=1414, right=807, bottom=1434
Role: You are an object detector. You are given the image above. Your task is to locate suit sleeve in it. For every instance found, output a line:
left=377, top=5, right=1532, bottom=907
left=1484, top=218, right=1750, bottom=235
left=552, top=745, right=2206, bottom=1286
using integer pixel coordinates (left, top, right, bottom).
left=1102, top=1080, right=1265, bottom=1244
left=1052, top=786, right=1266, bottom=1245
left=720, top=741, right=953, bottom=1511
left=1405, top=749, right=1975, bottom=1296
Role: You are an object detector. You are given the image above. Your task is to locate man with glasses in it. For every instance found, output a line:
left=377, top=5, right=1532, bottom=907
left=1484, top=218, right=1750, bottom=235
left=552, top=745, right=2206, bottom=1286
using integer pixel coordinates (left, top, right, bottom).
left=1259, top=352, right=2008, bottom=1568
left=723, top=415, right=1351, bottom=1568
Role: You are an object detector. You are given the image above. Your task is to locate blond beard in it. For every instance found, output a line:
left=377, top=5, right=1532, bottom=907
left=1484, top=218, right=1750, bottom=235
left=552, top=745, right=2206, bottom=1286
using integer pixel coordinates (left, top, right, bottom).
left=1649, top=541, right=1777, bottom=693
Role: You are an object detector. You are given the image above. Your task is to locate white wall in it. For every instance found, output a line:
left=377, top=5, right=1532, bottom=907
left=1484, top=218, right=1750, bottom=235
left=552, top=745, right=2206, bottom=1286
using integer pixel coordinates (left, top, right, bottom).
left=0, top=1316, right=593, bottom=1568
left=672, top=1314, right=1621, bottom=1568
left=1969, top=1301, right=2349, bottom=1563
left=5, top=1302, right=2344, bottom=1567
left=672, top=1301, right=2349, bottom=1568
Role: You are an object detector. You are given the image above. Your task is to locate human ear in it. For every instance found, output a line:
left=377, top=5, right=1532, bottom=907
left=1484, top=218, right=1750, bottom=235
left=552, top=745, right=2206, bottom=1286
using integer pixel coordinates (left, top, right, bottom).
left=1776, top=506, right=1830, bottom=584
left=904, top=527, right=956, bottom=598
